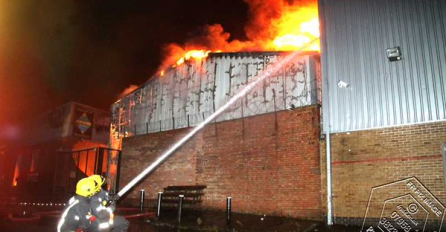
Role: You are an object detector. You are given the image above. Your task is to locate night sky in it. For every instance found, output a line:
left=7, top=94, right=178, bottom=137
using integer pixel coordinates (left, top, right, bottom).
left=0, top=0, right=249, bottom=135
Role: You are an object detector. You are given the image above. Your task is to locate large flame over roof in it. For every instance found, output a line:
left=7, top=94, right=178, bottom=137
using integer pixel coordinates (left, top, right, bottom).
left=159, top=0, right=319, bottom=74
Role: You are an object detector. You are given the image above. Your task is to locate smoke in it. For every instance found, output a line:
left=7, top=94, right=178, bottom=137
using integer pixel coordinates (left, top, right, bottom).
left=158, top=24, right=256, bottom=72
left=184, top=24, right=254, bottom=51
left=159, top=43, right=186, bottom=72
left=158, top=0, right=318, bottom=73
left=243, top=0, right=286, bottom=41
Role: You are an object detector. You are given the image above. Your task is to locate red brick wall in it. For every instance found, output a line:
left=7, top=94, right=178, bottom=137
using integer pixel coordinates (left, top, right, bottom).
left=320, top=121, right=446, bottom=225
left=119, top=129, right=201, bottom=199
left=120, top=105, right=322, bottom=219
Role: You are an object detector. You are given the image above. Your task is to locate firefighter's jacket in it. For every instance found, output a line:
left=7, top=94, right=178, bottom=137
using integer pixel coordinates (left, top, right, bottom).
left=57, top=196, right=94, bottom=232
left=90, top=189, right=114, bottom=230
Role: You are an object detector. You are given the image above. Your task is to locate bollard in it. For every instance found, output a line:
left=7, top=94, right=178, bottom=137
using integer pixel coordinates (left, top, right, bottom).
left=177, top=195, right=184, bottom=224
left=139, top=189, right=145, bottom=212
left=226, top=197, right=232, bottom=225
left=157, top=192, right=163, bottom=218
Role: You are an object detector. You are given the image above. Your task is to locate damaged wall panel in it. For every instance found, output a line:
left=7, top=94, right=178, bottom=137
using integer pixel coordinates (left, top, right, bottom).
left=111, top=52, right=320, bottom=138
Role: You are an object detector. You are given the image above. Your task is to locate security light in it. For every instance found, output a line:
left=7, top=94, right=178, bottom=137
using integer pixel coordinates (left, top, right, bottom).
left=386, top=47, right=402, bottom=61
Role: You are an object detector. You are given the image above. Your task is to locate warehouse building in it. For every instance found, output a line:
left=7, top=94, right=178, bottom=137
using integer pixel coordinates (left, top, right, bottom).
left=114, top=0, right=446, bottom=228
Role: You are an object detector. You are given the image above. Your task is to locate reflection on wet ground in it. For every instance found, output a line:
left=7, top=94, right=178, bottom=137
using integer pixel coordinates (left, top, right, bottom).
left=0, top=203, right=361, bottom=232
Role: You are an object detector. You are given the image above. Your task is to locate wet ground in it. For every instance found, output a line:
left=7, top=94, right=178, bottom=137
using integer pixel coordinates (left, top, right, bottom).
left=0, top=203, right=362, bottom=232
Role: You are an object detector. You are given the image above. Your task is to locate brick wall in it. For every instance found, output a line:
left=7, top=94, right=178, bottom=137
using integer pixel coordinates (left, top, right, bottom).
left=119, top=129, right=201, bottom=199
left=320, top=121, right=446, bottom=226
left=120, top=105, right=322, bottom=219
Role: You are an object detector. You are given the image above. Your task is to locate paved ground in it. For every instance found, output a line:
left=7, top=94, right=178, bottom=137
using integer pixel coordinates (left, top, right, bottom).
left=0, top=204, right=362, bottom=232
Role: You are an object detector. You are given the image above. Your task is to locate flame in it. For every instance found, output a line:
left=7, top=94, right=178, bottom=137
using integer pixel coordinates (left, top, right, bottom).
left=12, top=160, right=19, bottom=186
left=176, top=50, right=211, bottom=66
left=160, top=70, right=164, bottom=77
left=269, top=6, right=319, bottom=51
left=158, top=0, right=319, bottom=71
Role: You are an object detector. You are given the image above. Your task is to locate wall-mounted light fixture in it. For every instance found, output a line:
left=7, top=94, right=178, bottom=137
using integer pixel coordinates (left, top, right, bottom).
left=386, top=47, right=402, bottom=62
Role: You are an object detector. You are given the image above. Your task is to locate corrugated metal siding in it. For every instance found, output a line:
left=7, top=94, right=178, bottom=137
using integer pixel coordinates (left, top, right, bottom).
left=111, top=52, right=321, bottom=137
left=320, top=0, right=446, bottom=133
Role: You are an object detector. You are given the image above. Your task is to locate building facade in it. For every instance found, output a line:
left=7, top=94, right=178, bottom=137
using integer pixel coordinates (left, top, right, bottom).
left=115, top=52, right=324, bottom=219
left=1, top=102, right=115, bottom=202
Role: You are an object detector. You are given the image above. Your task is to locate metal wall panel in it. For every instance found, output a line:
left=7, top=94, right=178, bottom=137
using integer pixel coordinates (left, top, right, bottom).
left=111, top=52, right=320, bottom=137
left=320, top=0, right=446, bottom=133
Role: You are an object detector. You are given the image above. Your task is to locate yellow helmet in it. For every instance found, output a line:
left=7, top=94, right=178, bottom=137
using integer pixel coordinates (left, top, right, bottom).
left=76, top=178, right=95, bottom=197
left=89, top=175, right=105, bottom=192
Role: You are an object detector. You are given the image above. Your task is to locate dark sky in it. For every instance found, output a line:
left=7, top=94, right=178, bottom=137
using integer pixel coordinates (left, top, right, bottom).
left=0, top=0, right=249, bottom=130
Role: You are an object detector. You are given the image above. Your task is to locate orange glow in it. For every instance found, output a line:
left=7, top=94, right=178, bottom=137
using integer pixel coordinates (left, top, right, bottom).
left=71, top=141, right=108, bottom=176
left=117, top=85, right=139, bottom=100
left=73, top=152, right=96, bottom=176
left=107, top=152, right=119, bottom=191
left=160, top=70, right=164, bottom=77
left=109, top=124, right=123, bottom=150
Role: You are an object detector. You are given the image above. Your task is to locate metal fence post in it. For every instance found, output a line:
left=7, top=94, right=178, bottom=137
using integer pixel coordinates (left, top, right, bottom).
left=226, top=197, right=232, bottom=225
left=177, top=195, right=184, bottom=224
left=139, top=189, right=145, bottom=212
left=157, top=192, right=163, bottom=218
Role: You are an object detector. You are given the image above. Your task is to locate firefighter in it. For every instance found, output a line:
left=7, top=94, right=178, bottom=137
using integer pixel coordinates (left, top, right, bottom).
left=57, top=178, right=97, bottom=232
left=88, top=175, right=129, bottom=232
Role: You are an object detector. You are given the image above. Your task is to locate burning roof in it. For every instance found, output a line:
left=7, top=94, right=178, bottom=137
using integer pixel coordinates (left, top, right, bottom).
left=158, top=0, right=319, bottom=73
